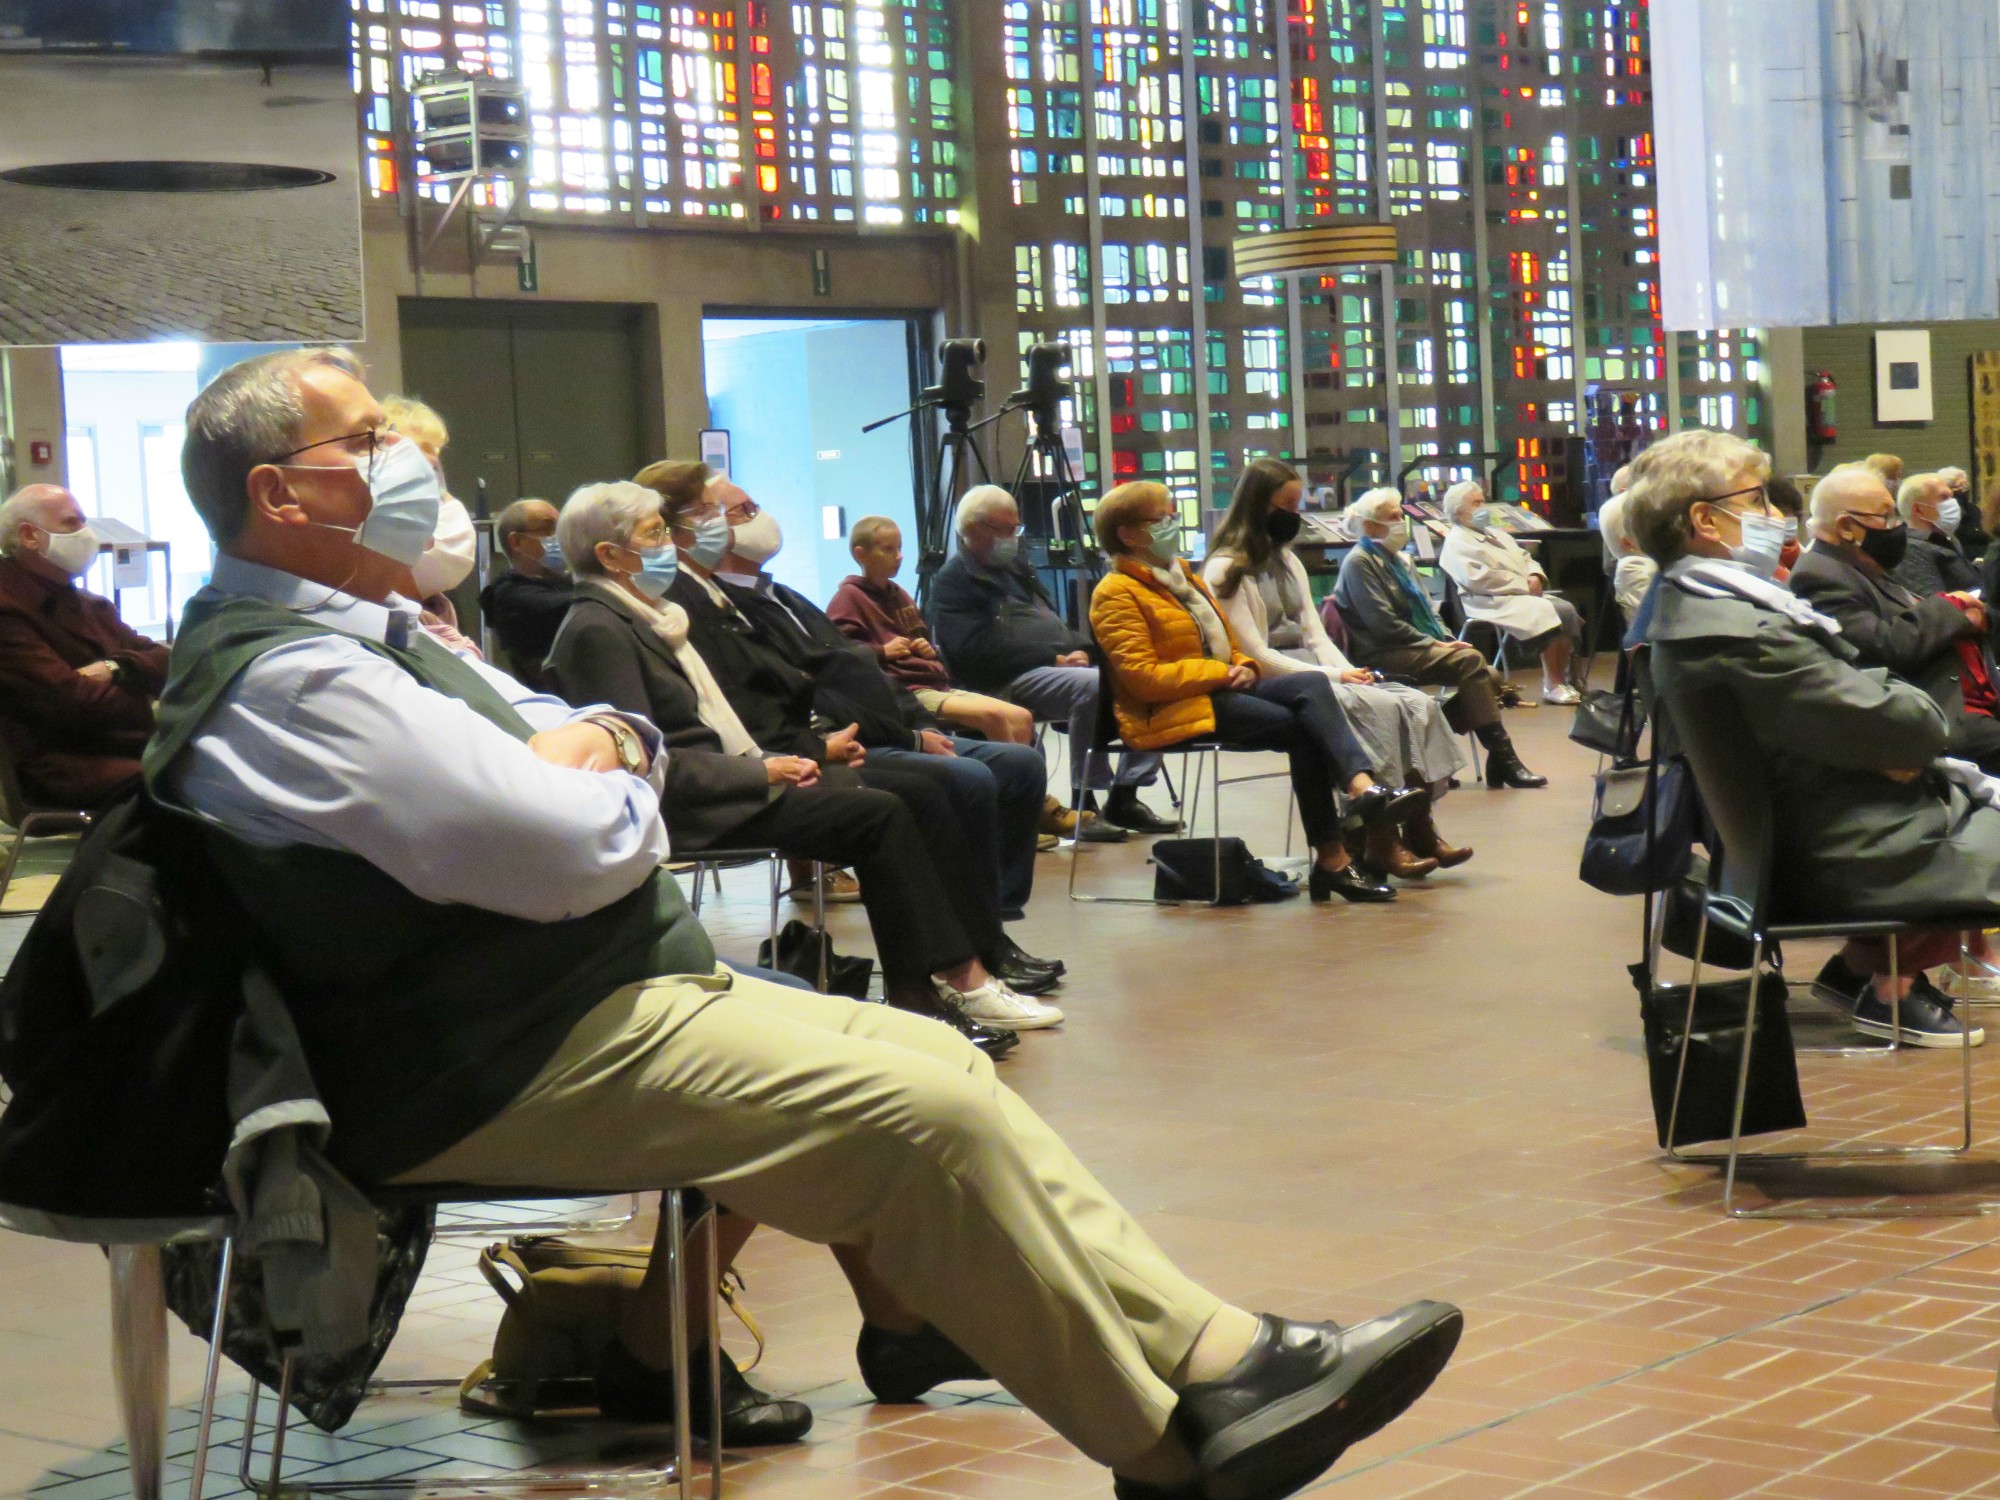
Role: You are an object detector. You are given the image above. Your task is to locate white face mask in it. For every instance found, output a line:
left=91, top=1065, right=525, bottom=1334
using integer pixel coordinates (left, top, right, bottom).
left=731, top=510, right=783, bottom=567
left=410, top=496, right=477, bottom=597
left=1380, top=521, right=1411, bottom=551
left=35, top=522, right=98, bottom=578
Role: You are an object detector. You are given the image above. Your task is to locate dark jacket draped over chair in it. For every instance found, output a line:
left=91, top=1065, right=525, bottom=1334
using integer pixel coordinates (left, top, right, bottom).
left=0, top=555, right=170, bottom=808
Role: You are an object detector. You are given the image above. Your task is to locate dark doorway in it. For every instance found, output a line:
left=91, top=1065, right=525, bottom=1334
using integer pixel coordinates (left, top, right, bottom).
left=397, top=298, right=660, bottom=517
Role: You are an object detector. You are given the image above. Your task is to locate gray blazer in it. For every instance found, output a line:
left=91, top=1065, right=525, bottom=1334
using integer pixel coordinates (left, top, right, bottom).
left=1891, top=530, right=1982, bottom=598
left=1649, top=574, right=2000, bottom=921
left=547, top=585, right=778, bottom=851
left=1787, top=542, right=1974, bottom=726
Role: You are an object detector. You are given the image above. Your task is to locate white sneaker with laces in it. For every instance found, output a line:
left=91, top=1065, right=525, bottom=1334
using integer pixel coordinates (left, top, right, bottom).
left=940, top=980, right=1065, bottom=1030
left=1542, top=683, right=1582, bottom=706
left=1933, top=958, right=2000, bottom=1002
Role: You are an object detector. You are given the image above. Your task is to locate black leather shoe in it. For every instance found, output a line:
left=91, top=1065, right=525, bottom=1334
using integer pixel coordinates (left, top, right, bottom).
left=915, top=991, right=1021, bottom=1058
left=987, top=933, right=1065, bottom=982
left=597, top=1337, right=815, bottom=1445
left=856, top=1322, right=991, bottom=1403
left=1308, top=863, right=1394, bottom=904
left=1111, top=1478, right=1203, bottom=1500
left=1173, top=1306, right=1463, bottom=1500
left=1344, top=784, right=1429, bottom=829
left=988, top=959, right=1060, bottom=996
left=1103, top=788, right=1182, bottom=834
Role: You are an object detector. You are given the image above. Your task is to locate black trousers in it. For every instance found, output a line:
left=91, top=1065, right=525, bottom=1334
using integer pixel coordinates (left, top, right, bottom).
left=1206, top=673, right=1374, bottom=847
left=855, top=760, right=1005, bottom=958
left=1948, top=712, right=2000, bottom=775
left=714, top=781, right=976, bottom=991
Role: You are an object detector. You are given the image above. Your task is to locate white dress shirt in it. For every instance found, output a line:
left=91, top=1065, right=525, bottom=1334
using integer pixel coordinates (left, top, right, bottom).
left=165, top=555, right=671, bottom=924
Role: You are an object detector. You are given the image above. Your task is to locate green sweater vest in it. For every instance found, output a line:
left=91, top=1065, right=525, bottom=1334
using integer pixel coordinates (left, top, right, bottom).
left=144, top=593, right=714, bottom=1183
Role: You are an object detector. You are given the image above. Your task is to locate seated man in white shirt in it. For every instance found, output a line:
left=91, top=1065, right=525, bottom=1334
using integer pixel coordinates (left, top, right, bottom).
left=143, top=348, right=1459, bottom=1500
left=1436, top=479, right=1585, bottom=705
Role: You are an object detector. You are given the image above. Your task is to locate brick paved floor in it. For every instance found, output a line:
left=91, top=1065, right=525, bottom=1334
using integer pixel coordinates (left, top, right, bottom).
left=4, top=686, right=2000, bottom=1498
left=0, top=54, right=360, bottom=346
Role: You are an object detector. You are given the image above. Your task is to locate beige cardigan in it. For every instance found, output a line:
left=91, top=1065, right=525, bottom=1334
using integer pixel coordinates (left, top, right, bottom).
left=1199, top=547, right=1354, bottom=677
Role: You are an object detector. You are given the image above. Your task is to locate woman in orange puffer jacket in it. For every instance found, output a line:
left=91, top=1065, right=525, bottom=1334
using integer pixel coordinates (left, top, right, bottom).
left=1087, top=481, right=1431, bottom=904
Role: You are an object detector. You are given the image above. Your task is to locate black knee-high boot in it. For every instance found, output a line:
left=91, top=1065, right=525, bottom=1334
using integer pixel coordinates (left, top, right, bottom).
left=1474, top=722, right=1548, bottom=789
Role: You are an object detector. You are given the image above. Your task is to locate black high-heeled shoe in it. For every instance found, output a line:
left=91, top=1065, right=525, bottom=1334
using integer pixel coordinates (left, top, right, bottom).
left=1344, top=783, right=1429, bottom=829
left=1310, top=863, right=1396, bottom=903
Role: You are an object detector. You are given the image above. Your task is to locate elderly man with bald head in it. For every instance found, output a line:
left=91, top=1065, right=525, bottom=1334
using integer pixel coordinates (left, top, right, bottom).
left=1789, top=464, right=2000, bottom=770
left=0, top=483, right=170, bottom=808
left=478, top=496, right=572, bottom=688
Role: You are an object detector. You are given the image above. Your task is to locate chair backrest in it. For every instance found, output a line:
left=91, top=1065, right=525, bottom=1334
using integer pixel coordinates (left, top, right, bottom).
left=1319, top=595, right=1351, bottom=654
left=1437, top=571, right=1468, bottom=633
left=0, top=730, right=33, bottom=829
left=1655, top=662, right=1776, bottom=926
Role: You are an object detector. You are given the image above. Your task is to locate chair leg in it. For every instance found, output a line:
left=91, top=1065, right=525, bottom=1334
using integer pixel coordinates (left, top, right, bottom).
left=667, top=1190, right=693, bottom=1500
left=812, top=863, right=827, bottom=993
left=701, top=1207, right=724, bottom=1499
left=690, top=864, right=706, bottom=918
left=1208, top=747, right=1222, bottom=907
left=0, top=817, right=29, bottom=910
left=767, top=855, right=781, bottom=958
left=187, top=1238, right=236, bottom=1500
left=1720, top=937, right=1771, bottom=1217
left=1663, top=899, right=1712, bottom=1157
left=110, top=1245, right=168, bottom=1500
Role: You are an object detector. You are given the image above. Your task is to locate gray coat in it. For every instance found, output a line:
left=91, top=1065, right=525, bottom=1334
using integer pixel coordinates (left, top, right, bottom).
left=1891, top=529, right=1982, bottom=597
left=1649, top=573, right=2000, bottom=922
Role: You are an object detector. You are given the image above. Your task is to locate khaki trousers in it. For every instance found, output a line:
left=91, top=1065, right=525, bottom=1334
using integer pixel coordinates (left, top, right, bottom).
left=396, top=970, right=1220, bottom=1466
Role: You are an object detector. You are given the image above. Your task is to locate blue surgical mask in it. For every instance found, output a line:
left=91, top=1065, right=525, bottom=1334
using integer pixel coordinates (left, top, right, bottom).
left=1147, top=515, right=1182, bottom=562
left=355, top=437, right=443, bottom=568
left=1937, top=498, right=1964, bottom=534
left=1729, top=512, right=1787, bottom=579
left=633, top=540, right=679, bottom=599
left=1469, top=506, right=1493, bottom=531
left=687, top=512, right=732, bottom=569
left=1779, top=516, right=1799, bottom=545
left=989, top=535, right=1020, bottom=567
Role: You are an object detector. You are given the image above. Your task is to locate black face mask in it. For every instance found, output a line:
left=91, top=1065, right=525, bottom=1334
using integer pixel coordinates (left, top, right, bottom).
left=1853, top=518, right=1909, bottom=571
left=1265, top=509, right=1303, bottom=546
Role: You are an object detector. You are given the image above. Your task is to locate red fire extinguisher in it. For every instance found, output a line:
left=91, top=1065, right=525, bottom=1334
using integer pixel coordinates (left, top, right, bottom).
left=1806, top=370, right=1838, bottom=444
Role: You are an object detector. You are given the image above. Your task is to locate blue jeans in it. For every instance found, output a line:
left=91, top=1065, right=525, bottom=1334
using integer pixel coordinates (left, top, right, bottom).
left=870, top=736, right=1046, bottom=922
left=1005, top=664, right=1162, bottom=796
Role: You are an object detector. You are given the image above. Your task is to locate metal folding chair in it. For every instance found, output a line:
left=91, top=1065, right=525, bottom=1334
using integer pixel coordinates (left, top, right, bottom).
left=111, top=1188, right=725, bottom=1500
left=1664, top=675, right=1998, bottom=1219
left=0, top=738, right=92, bottom=912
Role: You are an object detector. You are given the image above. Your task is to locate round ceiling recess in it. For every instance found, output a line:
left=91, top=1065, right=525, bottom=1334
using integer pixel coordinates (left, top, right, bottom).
left=0, top=161, right=334, bottom=192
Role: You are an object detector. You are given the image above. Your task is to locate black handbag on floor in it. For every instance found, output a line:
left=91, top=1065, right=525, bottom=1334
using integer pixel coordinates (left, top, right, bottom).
left=756, top=919, right=873, bottom=998
left=1569, top=687, right=1643, bottom=757
left=1633, top=962, right=1807, bottom=1148
left=1150, top=837, right=1298, bottom=905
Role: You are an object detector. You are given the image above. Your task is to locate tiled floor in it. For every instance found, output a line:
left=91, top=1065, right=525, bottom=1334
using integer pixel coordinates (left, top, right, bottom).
left=6, top=689, right=2000, bottom=1498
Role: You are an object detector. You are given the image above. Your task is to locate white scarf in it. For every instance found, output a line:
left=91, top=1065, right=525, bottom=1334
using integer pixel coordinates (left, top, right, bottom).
left=1148, top=561, right=1234, bottom=661
left=1668, top=556, right=1844, bottom=636
left=581, top=576, right=761, bottom=757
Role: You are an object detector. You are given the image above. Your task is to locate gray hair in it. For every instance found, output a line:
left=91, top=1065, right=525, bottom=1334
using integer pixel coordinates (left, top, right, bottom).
left=1808, top=463, right=1893, bottom=540
left=954, top=483, right=1016, bottom=541
left=495, top=497, right=553, bottom=557
left=1623, top=429, right=1771, bottom=565
left=1442, top=479, right=1485, bottom=523
left=1345, top=487, right=1404, bottom=538
left=1609, top=463, right=1634, bottom=496
left=0, top=484, right=68, bottom=557
left=1895, top=471, right=1948, bottom=520
left=182, top=347, right=356, bottom=547
left=1597, top=493, right=1634, bottom=556
left=1939, top=465, right=1971, bottom=491
left=556, top=481, right=662, bottom=576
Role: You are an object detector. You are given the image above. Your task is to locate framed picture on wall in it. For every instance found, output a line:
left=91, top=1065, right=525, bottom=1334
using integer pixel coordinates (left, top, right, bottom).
left=1873, top=329, right=1934, bottom=424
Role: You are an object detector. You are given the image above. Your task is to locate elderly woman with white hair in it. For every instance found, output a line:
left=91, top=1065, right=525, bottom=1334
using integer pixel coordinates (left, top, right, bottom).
left=1435, top=479, right=1585, bottom=705
left=1889, top=471, right=1982, bottom=596
left=1333, top=488, right=1547, bottom=788
left=930, top=482, right=1174, bottom=836
left=544, top=478, right=1059, bottom=1037
left=1596, top=493, right=1658, bottom=626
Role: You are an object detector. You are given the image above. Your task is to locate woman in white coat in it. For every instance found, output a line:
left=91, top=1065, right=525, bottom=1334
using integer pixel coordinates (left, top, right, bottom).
left=1436, top=479, right=1584, bottom=704
left=1205, top=458, right=1472, bottom=877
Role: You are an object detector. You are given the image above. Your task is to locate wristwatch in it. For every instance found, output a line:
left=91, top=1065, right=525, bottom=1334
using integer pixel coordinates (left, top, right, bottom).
left=584, top=714, right=648, bottom=775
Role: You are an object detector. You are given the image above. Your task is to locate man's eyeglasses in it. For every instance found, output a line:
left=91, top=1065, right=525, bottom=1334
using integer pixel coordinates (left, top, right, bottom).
left=277, top=426, right=393, bottom=478
left=723, top=498, right=761, bottom=523
left=976, top=520, right=1026, bottom=537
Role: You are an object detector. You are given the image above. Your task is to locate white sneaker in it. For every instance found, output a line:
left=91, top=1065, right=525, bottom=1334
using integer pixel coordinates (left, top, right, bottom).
left=1542, top=683, right=1582, bottom=705
left=940, top=980, right=1065, bottom=1030
left=1933, top=959, right=2000, bottom=1002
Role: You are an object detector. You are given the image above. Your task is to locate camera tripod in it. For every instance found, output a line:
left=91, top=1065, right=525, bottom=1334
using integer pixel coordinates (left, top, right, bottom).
left=1005, top=400, right=1096, bottom=626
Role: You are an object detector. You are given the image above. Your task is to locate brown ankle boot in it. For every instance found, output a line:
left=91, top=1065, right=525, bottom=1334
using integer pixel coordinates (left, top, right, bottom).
left=1364, top=822, right=1438, bottom=880
left=1404, top=811, right=1474, bottom=868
